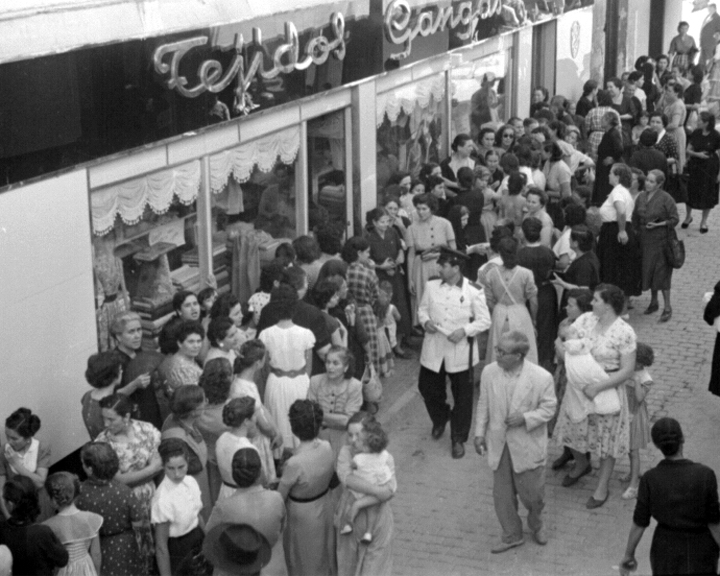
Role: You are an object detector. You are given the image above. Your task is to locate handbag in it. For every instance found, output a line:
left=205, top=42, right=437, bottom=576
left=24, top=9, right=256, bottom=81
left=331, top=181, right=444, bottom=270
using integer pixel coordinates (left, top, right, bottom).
left=361, top=362, right=383, bottom=403
left=592, top=387, right=621, bottom=415
left=665, top=226, right=686, bottom=269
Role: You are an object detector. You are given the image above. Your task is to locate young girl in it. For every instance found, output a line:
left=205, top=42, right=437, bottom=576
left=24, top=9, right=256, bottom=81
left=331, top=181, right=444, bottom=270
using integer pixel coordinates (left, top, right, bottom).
left=44, top=472, right=103, bottom=576
left=340, top=420, right=395, bottom=544
left=314, top=278, right=348, bottom=348
left=476, top=166, right=501, bottom=242
left=497, top=171, right=527, bottom=229
left=151, top=438, right=204, bottom=576
left=377, top=281, right=401, bottom=356
left=258, top=285, right=316, bottom=453
left=621, top=342, right=654, bottom=500
left=215, top=398, right=262, bottom=500
left=373, top=285, right=395, bottom=376
left=197, top=287, right=218, bottom=320
left=631, top=111, right=650, bottom=146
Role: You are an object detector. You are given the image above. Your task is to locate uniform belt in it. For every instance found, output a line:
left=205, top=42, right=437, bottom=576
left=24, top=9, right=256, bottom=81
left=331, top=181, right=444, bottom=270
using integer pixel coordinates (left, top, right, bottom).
left=288, top=486, right=329, bottom=503
left=223, top=480, right=238, bottom=489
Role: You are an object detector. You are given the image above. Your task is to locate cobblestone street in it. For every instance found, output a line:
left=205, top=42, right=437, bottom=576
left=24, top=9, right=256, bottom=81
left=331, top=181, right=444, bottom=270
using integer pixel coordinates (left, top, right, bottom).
left=375, top=210, right=720, bottom=576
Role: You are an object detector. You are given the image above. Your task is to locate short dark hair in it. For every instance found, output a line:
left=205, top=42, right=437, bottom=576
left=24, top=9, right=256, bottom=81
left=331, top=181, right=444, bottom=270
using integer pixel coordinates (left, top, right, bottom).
left=651, top=417, right=684, bottom=457
left=173, top=290, right=196, bottom=314
left=544, top=141, right=564, bottom=162
left=3, top=476, right=40, bottom=523
left=222, top=397, right=256, bottom=428
left=499, top=153, right=519, bottom=173
left=313, top=278, right=341, bottom=310
left=412, top=193, right=439, bottom=213
left=595, top=283, right=626, bottom=315
left=232, top=448, right=262, bottom=488
left=199, top=358, right=233, bottom=405
left=507, top=171, right=527, bottom=196
left=6, top=408, right=41, bottom=439
left=582, top=79, right=598, bottom=97
left=170, top=385, right=205, bottom=419
left=497, top=236, right=519, bottom=269
left=564, top=203, right=587, bottom=227
left=158, top=437, right=191, bottom=465
left=635, top=342, right=655, bottom=367
left=639, top=128, right=658, bottom=147
left=649, top=112, right=669, bottom=127
left=457, top=166, right=475, bottom=189
left=451, top=133, right=473, bottom=151
left=197, top=287, right=217, bottom=308
left=570, top=225, right=594, bottom=252
left=281, top=266, right=307, bottom=292
left=596, top=89, right=613, bottom=106
left=270, top=284, right=299, bottom=320
left=341, top=236, right=371, bottom=264
left=606, top=76, right=622, bottom=89
left=207, top=316, right=235, bottom=347
left=81, top=442, right=120, bottom=480
left=84, top=351, right=124, bottom=389
left=234, top=340, right=267, bottom=373
left=292, top=235, right=321, bottom=264
left=175, top=320, right=205, bottom=345
left=210, top=293, right=241, bottom=320
left=275, top=242, right=296, bottom=263
left=521, top=217, right=542, bottom=242
left=315, top=222, right=344, bottom=256
left=701, top=111, right=716, bottom=130
left=289, top=399, right=323, bottom=441
left=259, top=259, right=289, bottom=293
left=567, top=288, right=593, bottom=312
left=362, top=420, right=389, bottom=453
left=99, top=393, right=134, bottom=417
left=611, top=163, right=633, bottom=188
left=526, top=188, right=548, bottom=207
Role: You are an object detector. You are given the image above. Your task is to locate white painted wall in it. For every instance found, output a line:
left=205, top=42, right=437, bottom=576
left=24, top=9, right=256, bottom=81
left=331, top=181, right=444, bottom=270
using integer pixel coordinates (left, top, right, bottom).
left=515, top=26, right=534, bottom=118
left=0, top=170, right=98, bottom=462
left=625, top=0, right=652, bottom=70
left=555, top=6, right=594, bottom=103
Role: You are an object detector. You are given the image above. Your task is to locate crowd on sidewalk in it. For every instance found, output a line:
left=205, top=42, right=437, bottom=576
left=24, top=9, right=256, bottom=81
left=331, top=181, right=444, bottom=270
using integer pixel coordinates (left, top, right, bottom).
left=5, top=16, right=720, bottom=575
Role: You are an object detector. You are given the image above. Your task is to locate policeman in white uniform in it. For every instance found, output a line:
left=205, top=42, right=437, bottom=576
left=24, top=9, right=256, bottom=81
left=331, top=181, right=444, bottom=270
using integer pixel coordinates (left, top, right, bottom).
left=418, top=247, right=491, bottom=458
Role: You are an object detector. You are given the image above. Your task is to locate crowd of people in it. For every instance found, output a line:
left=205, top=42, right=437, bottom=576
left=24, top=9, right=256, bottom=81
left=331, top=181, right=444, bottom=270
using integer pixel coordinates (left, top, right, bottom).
left=4, top=25, right=720, bottom=576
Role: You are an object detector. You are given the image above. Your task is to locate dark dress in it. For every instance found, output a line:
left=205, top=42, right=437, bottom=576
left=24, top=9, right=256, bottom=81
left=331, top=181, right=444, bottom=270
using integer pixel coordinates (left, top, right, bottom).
left=517, top=245, right=557, bottom=369
left=75, top=478, right=145, bottom=576
left=687, top=129, right=720, bottom=210
left=452, top=188, right=487, bottom=279
left=704, top=287, right=720, bottom=397
left=0, top=520, right=68, bottom=576
left=364, top=227, right=412, bottom=339
left=117, top=348, right=166, bottom=429
left=558, top=251, right=601, bottom=318
left=633, top=459, right=720, bottom=575
left=629, top=148, right=668, bottom=178
left=592, top=128, right=624, bottom=206
left=257, top=300, right=332, bottom=376
left=633, top=190, right=679, bottom=291
left=576, top=96, right=595, bottom=118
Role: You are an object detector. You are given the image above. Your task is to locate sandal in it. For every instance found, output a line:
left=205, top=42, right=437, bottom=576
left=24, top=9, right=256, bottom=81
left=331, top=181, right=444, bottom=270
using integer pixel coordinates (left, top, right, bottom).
left=659, top=309, right=672, bottom=323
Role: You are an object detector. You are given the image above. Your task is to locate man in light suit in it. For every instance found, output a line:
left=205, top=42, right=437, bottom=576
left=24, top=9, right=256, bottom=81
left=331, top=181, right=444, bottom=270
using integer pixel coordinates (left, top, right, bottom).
left=418, top=247, right=491, bottom=459
left=474, top=331, right=556, bottom=553
left=700, top=4, right=720, bottom=71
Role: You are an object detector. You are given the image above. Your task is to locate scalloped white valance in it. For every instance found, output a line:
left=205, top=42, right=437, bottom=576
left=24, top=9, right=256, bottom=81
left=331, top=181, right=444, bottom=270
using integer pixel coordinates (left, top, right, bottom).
left=91, top=160, right=201, bottom=236
left=376, top=74, right=446, bottom=127
left=209, top=126, right=301, bottom=193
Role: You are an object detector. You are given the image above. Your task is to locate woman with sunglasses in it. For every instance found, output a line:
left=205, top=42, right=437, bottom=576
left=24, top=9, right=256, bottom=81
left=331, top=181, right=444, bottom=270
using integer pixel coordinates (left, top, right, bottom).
left=494, top=125, right=516, bottom=158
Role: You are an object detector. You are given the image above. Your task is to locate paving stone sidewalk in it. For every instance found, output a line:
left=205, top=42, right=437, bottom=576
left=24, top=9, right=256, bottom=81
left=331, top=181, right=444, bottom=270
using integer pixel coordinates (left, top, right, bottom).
left=375, top=210, right=720, bottom=576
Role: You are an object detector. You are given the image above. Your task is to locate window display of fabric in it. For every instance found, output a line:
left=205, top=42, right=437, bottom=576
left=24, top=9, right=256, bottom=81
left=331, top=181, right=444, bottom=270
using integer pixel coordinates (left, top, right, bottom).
left=93, top=233, right=129, bottom=351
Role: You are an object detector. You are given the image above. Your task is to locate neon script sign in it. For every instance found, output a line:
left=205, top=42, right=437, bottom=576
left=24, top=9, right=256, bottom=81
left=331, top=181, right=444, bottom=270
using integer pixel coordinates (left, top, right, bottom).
left=153, top=13, right=346, bottom=106
left=385, top=0, right=501, bottom=60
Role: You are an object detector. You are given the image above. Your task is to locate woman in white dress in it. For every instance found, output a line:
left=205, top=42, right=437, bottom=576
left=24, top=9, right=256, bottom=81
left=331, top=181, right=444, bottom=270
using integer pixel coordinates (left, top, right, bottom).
left=215, top=397, right=259, bottom=501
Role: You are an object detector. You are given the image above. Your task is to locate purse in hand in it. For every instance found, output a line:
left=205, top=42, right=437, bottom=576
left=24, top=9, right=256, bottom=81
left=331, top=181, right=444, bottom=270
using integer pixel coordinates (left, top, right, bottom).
left=361, top=362, right=383, bottom=403
left=665, top=226, right=685, bottom=269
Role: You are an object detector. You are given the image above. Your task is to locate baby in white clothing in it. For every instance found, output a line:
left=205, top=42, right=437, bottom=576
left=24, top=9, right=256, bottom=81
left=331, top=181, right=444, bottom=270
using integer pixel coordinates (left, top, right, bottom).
left=341, top=421, right=394, bottom=543
left=563, top=329, right=609, bottom=422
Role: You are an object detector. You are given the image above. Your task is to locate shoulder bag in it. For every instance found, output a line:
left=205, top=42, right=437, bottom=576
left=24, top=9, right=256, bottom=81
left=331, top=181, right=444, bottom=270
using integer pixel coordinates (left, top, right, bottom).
left=665, top=226, right=685, bottom=269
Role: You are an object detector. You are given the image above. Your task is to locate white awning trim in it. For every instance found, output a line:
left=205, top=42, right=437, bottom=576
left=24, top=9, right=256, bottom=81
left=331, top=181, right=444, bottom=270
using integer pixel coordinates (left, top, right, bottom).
left=209, top=126, right=300, bottom=193
left=376, top=73, right=446, bottom=127
left=91, top=160, right=201, bottom=235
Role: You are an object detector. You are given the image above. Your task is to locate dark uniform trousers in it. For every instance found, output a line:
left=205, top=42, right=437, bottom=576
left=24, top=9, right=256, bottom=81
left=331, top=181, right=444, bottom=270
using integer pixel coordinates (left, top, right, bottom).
left=418, top=362, right=473, bottom=443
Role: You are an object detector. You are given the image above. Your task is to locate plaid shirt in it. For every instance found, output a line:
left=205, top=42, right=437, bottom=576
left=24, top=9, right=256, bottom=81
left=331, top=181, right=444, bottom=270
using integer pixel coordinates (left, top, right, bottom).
left=584, top=106, right=621, bottom=159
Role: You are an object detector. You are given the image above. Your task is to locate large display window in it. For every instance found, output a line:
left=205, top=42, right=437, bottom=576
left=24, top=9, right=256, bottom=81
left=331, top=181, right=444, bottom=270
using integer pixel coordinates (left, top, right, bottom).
left=376, top=74, right=447, bottom=192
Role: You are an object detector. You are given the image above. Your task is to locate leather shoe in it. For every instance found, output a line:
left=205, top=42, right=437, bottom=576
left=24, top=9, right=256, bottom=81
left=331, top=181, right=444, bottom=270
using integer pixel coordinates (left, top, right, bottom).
left=586, top=493, right=610, bottom=509
left=431, top=423, right=446, bottom=440
left=491, top=539, right=524, bottom=554
left=659, top=309, right=672, bottom=323
left=551, top=448, right=573, bottom=470
left=532, top=529, right=548, bottom=546
left=393, top=347, right=414, bottom=360
left=451, top=441, right=465, bottom=459
left=644, top=302, right=659, bottom=315
left=561, top=463, right=592, bottom=487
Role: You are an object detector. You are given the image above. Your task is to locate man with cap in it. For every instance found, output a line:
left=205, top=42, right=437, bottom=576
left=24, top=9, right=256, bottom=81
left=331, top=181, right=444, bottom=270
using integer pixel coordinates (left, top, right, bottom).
left=417, top=246, right=491, bottom=459
left=474, top=331, right=556, bottom=553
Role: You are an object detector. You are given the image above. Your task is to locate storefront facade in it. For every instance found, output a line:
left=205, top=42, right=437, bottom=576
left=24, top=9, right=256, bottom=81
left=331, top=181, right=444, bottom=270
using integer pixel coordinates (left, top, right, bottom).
left=1, top=0, right=617, bottom=461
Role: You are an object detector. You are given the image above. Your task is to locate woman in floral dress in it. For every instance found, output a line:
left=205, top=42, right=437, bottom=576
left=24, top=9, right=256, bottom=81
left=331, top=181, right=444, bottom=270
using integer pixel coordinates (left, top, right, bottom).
left=553, top=283, right=636, bottom=509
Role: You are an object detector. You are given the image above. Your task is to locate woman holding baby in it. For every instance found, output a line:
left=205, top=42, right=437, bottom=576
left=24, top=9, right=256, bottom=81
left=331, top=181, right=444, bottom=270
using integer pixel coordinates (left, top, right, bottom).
left=552, top=283, right=636, bottom=509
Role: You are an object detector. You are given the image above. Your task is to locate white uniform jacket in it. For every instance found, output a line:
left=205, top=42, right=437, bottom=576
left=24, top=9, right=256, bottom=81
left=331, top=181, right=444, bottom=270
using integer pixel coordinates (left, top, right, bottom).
left=474, top=360, right=556, bottom=473
left=418, top=277, right=491, bottom=373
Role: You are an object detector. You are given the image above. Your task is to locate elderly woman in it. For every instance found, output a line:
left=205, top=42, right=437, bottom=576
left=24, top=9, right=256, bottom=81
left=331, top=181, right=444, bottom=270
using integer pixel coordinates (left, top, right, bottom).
left=632, top=170, right=679, bottom=322
left=342, top=236, right=392, bottom=378
left=553, top=284, right=636, bottom=509
left=336, top=412, right=396, bottom=576
left=166, top=321, right=205, bottom=391
left=619, top=418, right=720, bottom=576
left=161, top=385, right=211, bottom=516
left=0, top=476, right=68, bottom=576
left=96, top=394, right=162, bottom=522
left=75, top=442, right=145, bottom=576
left=278, top=400, right=336, bottom=576
left=584, top=90, right=621, bottom=162
left=592, top=110, right=625, bottom=206
left=205, top=447, right=287, bottom=576
left=663, top=83, right=687, bottom=170
left=597, top=163, right=640, bottom=299
left=684, top=111, right=720, bottom=233
left=0, top=408, right=53, bottom=522
left=196, top=358, right=233, bottom=507
left=484, top=236, right=539, bottom=365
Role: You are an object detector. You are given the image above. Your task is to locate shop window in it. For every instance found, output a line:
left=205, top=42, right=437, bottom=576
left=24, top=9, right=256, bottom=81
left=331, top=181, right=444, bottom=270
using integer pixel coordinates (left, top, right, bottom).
left=307, top=110, right=348, bottom=232
left=450, top=52, right=508, bottom=144
left=376, top=74, right=447, bottom=193
left=90, top=161, right=202, bottom=351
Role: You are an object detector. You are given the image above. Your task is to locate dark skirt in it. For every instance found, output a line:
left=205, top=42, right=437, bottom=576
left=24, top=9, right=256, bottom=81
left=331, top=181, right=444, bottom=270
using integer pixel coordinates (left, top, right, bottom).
left=597, top=222, right=642, bottom=297
left=687, top=157, right=720, bottom=210
left=650, top=524, right=719, bottom=575
left=640, top=227, right=673, bottom=291
left=168, top=526, right=205, bottom=574
left=536, top=283, right=558, bottom=369
left=710, top=333, right=720, bottom=397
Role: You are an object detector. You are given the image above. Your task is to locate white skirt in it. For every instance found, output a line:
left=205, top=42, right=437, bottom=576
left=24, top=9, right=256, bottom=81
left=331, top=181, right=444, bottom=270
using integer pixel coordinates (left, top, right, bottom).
left=264, top=373, right=310, bottom=455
